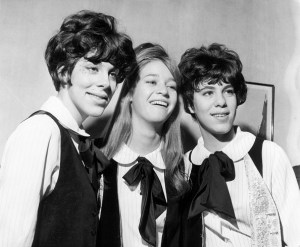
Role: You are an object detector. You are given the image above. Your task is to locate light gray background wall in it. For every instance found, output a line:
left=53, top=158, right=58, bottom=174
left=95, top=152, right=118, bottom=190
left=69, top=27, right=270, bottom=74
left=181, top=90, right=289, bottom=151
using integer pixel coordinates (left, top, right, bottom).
left=1, top=0, right=299, bottom=165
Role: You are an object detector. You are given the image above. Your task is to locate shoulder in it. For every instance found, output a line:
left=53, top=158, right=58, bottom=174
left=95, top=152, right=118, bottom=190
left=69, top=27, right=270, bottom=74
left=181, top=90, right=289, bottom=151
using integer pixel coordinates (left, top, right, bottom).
left=6, top=113, right=61, bottom=148
left=261, top=140, right=292, bottom=173
left=262, top=140, right=288, bottom=160
left=1, top=113, right=61, bottom=174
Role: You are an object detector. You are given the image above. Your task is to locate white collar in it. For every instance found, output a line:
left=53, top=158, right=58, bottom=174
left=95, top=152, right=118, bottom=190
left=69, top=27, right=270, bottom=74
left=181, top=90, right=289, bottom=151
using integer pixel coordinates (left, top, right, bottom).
left=113, top=143, right=166, bottom=170
left=40, top=96, right=89, bottom=137
left=190, top=127, right=256, bottom=165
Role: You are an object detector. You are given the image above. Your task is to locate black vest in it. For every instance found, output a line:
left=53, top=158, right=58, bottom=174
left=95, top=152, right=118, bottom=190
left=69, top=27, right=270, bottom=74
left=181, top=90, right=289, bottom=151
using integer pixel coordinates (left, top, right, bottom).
left=98, top=159, right=184, bottom=247
left=181, top=137, right=264, bottom=247
left=31, top=111, right=99, bottom=247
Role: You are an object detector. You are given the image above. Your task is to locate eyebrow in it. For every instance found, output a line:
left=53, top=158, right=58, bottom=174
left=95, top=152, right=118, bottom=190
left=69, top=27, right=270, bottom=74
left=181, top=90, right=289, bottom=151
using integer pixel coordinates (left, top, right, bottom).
left=142, top=73, right=159, bottom=79
left=82, top=60, right=115, bottom=69
left=142, top=73, right=175, bottom=82
left=198, top=85, right=215, bottom=92
left=223, top=84, right=234, bottom=90
left=199, top=84, right=233, bottom=92
left=82, top=59, right=97, bottom=65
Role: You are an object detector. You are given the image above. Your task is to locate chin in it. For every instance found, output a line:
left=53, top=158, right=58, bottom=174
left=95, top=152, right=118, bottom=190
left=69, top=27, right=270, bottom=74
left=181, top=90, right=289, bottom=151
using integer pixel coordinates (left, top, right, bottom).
left=147, top=118, right=168, bottom=128
left=87, top=109, right=106, bottom=118
left=212, top=127, right=234, bottom=136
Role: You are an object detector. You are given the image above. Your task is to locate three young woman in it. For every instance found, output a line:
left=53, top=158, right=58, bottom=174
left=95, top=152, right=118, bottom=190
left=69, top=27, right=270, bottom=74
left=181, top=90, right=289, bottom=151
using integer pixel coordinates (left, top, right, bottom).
left=99, top=43, right=189, bottom=247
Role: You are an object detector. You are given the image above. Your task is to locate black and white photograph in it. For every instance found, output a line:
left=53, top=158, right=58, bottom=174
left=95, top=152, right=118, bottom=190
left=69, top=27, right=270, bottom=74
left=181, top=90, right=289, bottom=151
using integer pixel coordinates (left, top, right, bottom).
left=0, top=1, right=300, bottom=246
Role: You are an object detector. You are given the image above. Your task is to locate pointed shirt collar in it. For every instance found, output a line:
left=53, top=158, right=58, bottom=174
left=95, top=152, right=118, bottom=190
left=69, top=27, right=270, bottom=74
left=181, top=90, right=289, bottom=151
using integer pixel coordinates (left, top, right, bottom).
left=113, top=143, right=166, bottom=170
left=190, top=127, right=256, bottom=165
left=40, top=96, right=89, bottom=137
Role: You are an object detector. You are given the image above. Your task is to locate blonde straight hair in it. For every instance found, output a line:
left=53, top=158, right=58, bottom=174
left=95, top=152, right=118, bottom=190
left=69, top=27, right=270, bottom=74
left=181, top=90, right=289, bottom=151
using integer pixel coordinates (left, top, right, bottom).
left=102, top=43, right=189, bottom=195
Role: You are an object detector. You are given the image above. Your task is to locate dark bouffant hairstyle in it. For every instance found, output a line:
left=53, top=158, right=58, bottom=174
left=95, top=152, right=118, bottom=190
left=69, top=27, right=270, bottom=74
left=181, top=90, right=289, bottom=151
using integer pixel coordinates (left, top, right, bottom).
left=45, top=10, right=136, bottom=91
left=178, top=43, right=247, bottom=119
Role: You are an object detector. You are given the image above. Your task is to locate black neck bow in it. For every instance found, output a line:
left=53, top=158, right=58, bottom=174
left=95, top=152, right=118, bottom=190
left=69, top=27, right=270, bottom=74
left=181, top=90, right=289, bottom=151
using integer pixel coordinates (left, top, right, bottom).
left=188, top=151, right=236, bottom=220
left=78, top=136, right=110, bottom=187
left=123, top=157, right=167, bottom=246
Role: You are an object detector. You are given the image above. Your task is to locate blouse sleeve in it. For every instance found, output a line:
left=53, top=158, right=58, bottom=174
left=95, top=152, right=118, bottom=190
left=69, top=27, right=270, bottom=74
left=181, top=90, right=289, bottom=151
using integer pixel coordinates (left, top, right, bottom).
left=262, top=141, right=300, bottom=246
left=0, top=114, right=61, bottom=247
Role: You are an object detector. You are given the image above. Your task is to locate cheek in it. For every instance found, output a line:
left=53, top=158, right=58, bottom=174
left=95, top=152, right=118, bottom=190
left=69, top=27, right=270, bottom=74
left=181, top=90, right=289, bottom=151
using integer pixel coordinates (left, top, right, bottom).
left=131, top=90, right=145, bottom=111
left=228, top=97, right=238, bottom=111
left=194, top=105, right=206, bottom=118
left=132, top=85, right=150, bottom=103
left=169, top=91, right=178, bottom=105
left=131, top=91, right=142, bottom=105
left=109, top=84, right=116, bottom=97
left=193, top=98, right=209, bottom=114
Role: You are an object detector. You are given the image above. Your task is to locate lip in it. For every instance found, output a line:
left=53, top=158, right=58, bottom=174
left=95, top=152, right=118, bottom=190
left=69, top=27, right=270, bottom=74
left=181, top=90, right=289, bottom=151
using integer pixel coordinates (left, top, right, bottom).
left=211, top=112, right=230, bottom=118
left=86, top=92, right=108, bottom=101
left=149, top=99, right=169, bottom=107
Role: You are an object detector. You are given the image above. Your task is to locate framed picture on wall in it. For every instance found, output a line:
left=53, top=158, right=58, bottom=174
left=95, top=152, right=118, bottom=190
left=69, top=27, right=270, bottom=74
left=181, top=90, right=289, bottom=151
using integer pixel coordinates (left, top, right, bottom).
left=234, top=81, right=275, bottom=141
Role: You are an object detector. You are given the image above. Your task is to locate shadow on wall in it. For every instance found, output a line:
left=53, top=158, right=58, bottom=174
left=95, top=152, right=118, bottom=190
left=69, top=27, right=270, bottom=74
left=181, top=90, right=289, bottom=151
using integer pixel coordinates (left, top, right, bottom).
left=181, top=124, right=198, bottom=153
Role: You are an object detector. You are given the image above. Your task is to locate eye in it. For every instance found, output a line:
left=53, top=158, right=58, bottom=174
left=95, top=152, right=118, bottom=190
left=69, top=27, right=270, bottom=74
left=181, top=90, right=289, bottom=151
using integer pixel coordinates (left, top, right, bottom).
left=87, top=66, right=98, bottom=72
left=168, top=85, right=177, bottom=90
left=202, top=90, right=214, bottom=96
left=109, top=70, right=118, bottom=82
left=146, top=80, right=157, bottom=85
left=224, top=88, right=235, bottom=96
left=166, top=81, right=177, bottom=90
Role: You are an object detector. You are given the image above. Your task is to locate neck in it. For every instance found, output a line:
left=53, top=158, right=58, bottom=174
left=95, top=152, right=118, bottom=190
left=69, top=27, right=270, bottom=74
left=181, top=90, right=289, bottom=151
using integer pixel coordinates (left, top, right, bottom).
left=127, top=117, right=162, bottom=156
left=201, top=127, right=236, bottom=153
left=57, top=91, right=86, bottom=126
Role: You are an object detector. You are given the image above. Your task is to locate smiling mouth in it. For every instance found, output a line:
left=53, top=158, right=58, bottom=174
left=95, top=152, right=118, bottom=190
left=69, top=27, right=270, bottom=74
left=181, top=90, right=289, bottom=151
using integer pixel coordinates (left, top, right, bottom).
left=211, top=113, right=229, bottom=118
left=87, top=92, right=108, bottom=101
left=150, top=100, right=168, bottom=107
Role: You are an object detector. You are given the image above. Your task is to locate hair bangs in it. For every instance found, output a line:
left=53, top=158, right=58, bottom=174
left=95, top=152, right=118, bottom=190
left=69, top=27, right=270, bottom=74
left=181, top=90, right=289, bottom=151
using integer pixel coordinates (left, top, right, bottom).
left=84, top=36, right=119, bottom=64
left=85, top=34, right=136, bottom=83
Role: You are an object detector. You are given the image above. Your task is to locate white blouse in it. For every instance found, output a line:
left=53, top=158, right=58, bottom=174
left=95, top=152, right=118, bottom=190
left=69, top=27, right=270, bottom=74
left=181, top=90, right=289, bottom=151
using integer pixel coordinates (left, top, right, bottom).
left=113, top=143, right=167, bottom=247
left=0, top=96, right=89, bottom=247
left=186, top=127, right=300, bottom=247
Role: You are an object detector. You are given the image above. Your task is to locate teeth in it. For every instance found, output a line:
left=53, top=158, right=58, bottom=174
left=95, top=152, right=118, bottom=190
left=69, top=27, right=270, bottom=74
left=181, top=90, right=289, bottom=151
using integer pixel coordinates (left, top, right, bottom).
left=213, top=114, right=227, bottom=117
left=151, top=101, right=168, bottom=107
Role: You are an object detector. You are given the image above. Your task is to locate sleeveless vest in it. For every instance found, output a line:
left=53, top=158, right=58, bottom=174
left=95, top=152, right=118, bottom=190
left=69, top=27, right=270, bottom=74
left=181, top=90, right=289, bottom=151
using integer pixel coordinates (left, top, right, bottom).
left=181, top=136, right=264, bottom=247
left=31, top=111, right=99, bottom=247
left=98, top=159, right=184, bottom=247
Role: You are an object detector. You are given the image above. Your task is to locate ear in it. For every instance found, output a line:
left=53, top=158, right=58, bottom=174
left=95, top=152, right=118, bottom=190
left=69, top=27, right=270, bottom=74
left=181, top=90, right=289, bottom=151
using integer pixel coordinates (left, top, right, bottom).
left=188, top=105, right=195, bottom=114
left=128, top=88, right=135, bottom=103
left=57, top=66, right=69, bottom=87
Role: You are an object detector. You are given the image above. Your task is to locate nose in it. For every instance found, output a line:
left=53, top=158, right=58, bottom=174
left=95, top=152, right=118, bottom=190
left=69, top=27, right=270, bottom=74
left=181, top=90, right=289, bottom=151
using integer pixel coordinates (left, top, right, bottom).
left=96, top=72, right=110, bottom=89
left=95, top=70, right=117, bottom=96
left=215, top=92, right=226, bottom=107
left=156, top=82, right=169, bottom=96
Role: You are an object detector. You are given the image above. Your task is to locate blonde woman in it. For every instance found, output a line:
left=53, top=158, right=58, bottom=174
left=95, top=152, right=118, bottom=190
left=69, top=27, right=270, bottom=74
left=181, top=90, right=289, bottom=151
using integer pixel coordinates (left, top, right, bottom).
left=99, top=43, right=189, bottom=247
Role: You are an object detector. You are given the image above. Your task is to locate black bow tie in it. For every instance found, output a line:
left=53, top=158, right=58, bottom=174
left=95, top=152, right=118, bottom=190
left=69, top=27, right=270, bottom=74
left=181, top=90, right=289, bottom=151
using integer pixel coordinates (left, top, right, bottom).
left=188, top=151, right=236, bottom=220
left=78, top=136, right=110, bottom=190
left=122, top=157, right=167, bottom=246
left=78, top=136, right=110, bottom=173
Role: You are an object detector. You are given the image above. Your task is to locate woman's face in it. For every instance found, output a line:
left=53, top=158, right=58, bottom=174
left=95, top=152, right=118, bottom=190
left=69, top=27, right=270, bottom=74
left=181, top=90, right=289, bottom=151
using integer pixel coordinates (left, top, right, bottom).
left=130, top=60, right=178, bottom=130
left=59, top=54, right=117, bottom=125
left=191, top=81, right=237, bottom=138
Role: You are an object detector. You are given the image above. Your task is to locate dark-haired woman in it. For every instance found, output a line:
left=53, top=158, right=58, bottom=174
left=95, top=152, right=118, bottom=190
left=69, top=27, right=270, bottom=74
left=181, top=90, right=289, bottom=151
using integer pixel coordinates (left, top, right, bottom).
left=0, top=10, right=135, bottom=247
left=179, top=43, right=300, bottom=246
